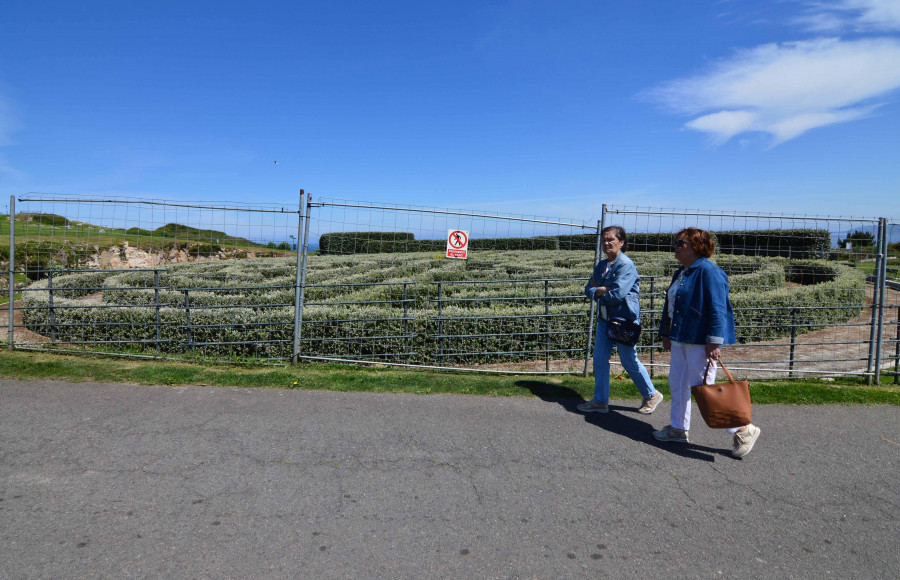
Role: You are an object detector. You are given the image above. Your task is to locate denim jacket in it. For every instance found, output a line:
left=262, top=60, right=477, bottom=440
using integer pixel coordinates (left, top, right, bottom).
left=658, top=257, right=736, bottom=345
left=584, top=252, right=641, bottom=322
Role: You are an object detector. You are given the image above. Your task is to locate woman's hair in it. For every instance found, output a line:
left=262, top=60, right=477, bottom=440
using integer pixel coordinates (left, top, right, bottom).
left=601, top=225, right=627, bottom=250
left=675, top=227, right=715, bottom=258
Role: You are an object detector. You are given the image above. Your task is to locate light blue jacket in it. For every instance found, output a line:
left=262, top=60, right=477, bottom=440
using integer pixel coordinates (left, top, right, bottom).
left=584, top=252, right=641, bottom=322
left=658, top=257, right=736, bottom=345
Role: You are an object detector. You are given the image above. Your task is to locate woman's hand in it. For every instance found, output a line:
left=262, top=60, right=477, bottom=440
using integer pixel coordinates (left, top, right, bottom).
left=662, top=337, right=671, bottom=352
left=594, top=286, right=608, bottom=298
left=705, top=343, right=721, bottom=361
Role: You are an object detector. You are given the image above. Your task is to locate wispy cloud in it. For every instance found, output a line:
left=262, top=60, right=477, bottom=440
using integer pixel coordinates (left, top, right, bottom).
left=644, top=36, right=900, bottom=145
left=795, top=0, right=900, bottom=33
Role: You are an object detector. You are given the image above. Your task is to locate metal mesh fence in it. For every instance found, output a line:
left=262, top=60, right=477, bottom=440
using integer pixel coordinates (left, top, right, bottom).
left=4, top=193, right=304, bottom=361
left=883, top=220, right=900, bottom=384
left=301, top=198, right=596, bottom=371
left=601, top=206, right=888, bottom=379
left=2, top=193, right=896, bottom=382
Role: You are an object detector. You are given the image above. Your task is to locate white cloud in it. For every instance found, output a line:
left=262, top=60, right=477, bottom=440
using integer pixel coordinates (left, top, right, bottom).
left=645, top=37, right=900, bottom=145
left=796, top=1, right=900, bottom=33
left=684, top=110, right=757, bottom=145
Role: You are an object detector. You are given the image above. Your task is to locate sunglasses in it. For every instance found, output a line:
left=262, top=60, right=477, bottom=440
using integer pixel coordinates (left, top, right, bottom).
left=673, top=239, right=689, bottom=248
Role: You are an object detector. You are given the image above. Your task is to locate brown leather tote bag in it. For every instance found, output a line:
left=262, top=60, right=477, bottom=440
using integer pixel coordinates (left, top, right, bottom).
left=691, top=360, right=752, bottom=429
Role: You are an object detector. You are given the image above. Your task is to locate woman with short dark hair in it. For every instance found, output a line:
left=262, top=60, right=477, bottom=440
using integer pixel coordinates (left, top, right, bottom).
left=579, top=226, right=662, bottom=415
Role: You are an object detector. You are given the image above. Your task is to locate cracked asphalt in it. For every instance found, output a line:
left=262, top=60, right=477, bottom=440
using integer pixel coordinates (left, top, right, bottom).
left=1, top=379, right=897, bottom=579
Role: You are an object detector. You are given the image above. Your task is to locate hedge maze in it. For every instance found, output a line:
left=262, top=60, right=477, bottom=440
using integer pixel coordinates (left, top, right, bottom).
left=21, top=248, right=866, bottom=365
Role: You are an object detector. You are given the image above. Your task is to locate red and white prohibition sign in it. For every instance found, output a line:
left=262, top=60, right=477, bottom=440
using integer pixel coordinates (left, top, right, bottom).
left=446, top=229, right=469, bottom=259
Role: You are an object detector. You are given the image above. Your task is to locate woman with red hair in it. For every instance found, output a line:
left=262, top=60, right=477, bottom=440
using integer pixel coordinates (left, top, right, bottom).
left=653, top=228, right=761, bottom=458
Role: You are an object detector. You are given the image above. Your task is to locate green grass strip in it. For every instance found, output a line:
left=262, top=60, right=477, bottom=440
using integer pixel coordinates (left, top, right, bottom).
left=0, top=349, right=897, bottom=405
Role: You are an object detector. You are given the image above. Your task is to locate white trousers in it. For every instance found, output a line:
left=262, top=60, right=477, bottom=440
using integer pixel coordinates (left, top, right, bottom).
left=668, top=342, right=741, bottom=434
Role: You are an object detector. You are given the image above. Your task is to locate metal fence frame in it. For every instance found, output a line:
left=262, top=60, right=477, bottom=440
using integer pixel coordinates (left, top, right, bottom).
left=600, top=205, right=896, bottom=384
left=3, top=193, right=898, bottom=383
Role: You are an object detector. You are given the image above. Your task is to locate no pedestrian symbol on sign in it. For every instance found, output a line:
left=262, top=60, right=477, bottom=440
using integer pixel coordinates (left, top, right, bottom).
left=446, top=229, right=469, bottom=259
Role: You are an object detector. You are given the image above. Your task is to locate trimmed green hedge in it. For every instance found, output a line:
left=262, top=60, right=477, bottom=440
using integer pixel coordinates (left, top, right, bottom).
left=318, top=232, right=415, bottom=254
left=558, top=233, right=694, bottom=252
left=0, top=242, right=97, bottom=280
left=21, top=252, right=866, bottom=360
left=319, top=229, right=831, bottom=257
left=729, top=260, right=865, bottom=342
left=715, top=229, right=831, bottom=258
left=320, top=234, right=561, bottom=254
left=21, top=213, right=71, bottom=227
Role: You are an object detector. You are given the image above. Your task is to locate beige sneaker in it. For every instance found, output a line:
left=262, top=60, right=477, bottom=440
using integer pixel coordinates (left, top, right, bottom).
left=638, top=391, right=664, bottom=414
left=732, top=424, right=761, bottom=458
left=652, top=425, right=689, bottom=443
left=577, top=400, right=609, bottom=413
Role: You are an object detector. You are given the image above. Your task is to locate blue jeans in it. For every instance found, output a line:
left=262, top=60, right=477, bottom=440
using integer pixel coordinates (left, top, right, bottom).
left=592, top=319, right=656, bottom=404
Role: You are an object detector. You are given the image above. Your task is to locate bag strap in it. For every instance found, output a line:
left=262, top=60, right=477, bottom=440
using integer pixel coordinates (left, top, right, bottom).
left=717, top=359, right=736, bottom=383
left=704, top=358, right=737, bottom=383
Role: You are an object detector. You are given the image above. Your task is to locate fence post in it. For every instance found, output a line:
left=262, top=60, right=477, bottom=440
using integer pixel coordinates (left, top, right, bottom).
left=583, top=214, right=604, bottom=377
left=403, top=282, right=410, bottom=364
left=154, top=269, right=161, bottom=354
left=865, top=219, right=884, bottom=384
left=789, top=307, right=798, bottom=378
left=894, top=305, right=900, bottom=385
left=292, top=189, right=310, bottom=365
left=544, top=279, right=550, bottom=372
left=893, top=305, right=899, bottom=385
left=649, top=277, right=655, bottom=378
left=873, top=218, right=888, bottom=385
left=437, top=282, right=444, bottom=360
left=48, top=270, right=56, bottom=344
left=7, top=195, right=14, bottom=350
left=183, top=289, right=192, bottom=356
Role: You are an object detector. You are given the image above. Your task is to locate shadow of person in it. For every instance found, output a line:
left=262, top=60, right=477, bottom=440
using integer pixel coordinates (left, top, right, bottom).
left=515, top=380, right=731, bottom=462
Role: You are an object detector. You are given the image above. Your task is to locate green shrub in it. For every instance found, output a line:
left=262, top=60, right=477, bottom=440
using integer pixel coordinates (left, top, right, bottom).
left=20, top=251, right=866, bottom=361
left=837, top=230, right=876, bottom=248
left=715, top=229, right=831, bottom=258
left=22, top=213, right=70, bottom=227
left=318, top=232, right=415, bottom=255
left=1, top=242, right=96, bottom=280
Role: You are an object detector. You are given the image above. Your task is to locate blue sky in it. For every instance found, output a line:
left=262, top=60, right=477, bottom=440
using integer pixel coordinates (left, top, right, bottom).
left=1, top=0, right=899, bottom=222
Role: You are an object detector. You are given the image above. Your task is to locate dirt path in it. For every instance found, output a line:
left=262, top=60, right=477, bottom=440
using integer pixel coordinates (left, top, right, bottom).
left=0, top=291, right=107, bottom=345
left=0, top=301, right=50, bottom=344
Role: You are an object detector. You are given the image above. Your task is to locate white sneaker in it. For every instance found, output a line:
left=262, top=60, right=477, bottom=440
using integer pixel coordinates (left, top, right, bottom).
left=652, top=425, right=689, bottom=443
left=732, top=424, right=761, bottom=458
left=638, top=391, right=664, bottom=414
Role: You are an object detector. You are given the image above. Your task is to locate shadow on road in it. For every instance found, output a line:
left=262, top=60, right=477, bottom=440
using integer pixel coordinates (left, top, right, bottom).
left=516, top=380, right=731, bottom=462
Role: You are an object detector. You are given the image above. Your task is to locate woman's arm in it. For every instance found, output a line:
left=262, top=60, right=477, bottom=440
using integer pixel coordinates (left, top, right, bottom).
left=658, top=268, right=680, bottom=342
left=584, top=261, right=606, bottom=299
left=596, top=259, right=638, bottom=306
left=703, top=267, right=731, bottom=345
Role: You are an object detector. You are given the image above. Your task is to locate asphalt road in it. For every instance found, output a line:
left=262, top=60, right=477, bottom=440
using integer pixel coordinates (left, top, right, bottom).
left=1, top=379, right=897, bottom=579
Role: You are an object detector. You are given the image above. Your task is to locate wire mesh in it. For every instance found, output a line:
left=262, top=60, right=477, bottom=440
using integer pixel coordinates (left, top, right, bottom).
left=301, top=198, right=596, bottom=371
left=2, top=194, right=896, bottom=381
left=601, top=205, right=885, bottom=378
